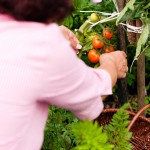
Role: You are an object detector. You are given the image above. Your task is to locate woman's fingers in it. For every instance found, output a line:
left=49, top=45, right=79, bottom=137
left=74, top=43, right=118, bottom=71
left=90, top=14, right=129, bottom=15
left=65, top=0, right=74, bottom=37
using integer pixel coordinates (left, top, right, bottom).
left=60, top=25, right=80, bottom=51
left=122, top=51, right=127, bottom=58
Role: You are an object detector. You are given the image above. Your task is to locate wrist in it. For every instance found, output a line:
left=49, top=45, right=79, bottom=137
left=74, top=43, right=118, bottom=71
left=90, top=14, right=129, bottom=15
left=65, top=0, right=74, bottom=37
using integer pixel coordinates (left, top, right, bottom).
left=99, top=61, right=117, bottom=87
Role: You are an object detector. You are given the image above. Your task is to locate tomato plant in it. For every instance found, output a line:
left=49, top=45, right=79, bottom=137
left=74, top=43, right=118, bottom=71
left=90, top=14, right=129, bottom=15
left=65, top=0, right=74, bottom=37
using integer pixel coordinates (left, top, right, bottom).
left=88, top=49, right=100, bottom=63
left=103, top=27, right=114, bottom=39
left=92, top=35, right=105, bottom=49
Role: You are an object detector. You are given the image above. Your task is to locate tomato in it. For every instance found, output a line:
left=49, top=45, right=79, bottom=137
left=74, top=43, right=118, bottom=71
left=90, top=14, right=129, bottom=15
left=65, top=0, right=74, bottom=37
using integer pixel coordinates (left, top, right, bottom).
left=89, top=13, right=99, bottom=22
left=104, top=44, right=114, bottom=53
left=92, top=35, right=105, bottom=49
left=88, top=49, right=100, bottom=63
left=103, top=28, right=114, bottom=39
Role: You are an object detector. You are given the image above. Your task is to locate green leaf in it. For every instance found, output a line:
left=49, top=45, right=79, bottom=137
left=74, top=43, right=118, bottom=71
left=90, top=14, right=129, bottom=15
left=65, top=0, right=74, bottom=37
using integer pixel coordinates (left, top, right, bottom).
left=133, top=20, right=149, bottom=61
left=144, top=2, right=150, bottom=9
left=81, top=41, right=93, bottom=52
left=73, top=0, right=90, bottom=10
left=140, top=22, right=149, bottom=45
left=127, top=0, right=136, bottom=10
left=117, top=5, right=143, bottom=23
left=61, top=15, right=74, bottom=29
left=134, top=38, right=142, bottom=59
left=116, top=0, right=136, bottom=25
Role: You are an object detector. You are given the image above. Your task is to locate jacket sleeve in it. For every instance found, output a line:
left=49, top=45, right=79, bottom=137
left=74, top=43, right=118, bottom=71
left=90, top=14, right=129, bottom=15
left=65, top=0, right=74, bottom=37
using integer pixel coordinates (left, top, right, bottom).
left=40, top=24, right=112, bottom=120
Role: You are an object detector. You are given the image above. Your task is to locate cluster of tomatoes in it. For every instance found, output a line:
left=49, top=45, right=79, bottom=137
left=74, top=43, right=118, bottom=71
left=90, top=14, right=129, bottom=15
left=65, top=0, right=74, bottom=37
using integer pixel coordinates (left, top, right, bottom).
left=88, top=27, right=114, bottom=64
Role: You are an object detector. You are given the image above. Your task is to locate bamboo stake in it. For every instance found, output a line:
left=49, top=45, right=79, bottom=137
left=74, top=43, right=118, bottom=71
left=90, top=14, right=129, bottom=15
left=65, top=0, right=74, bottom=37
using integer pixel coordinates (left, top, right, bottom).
left=117, top=0, right=128, bottom=107
left=136, top=19, right=146, bottom=110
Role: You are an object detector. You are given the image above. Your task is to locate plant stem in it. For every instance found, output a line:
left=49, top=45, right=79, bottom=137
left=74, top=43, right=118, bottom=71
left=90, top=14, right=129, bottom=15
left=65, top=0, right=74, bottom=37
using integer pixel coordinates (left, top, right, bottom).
left=79, top=20, right=90, bottom=33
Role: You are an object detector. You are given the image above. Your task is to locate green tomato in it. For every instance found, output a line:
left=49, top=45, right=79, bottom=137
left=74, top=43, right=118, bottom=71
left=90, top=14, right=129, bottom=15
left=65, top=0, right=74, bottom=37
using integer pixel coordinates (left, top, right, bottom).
left=89, top=13, right=99, bottom=22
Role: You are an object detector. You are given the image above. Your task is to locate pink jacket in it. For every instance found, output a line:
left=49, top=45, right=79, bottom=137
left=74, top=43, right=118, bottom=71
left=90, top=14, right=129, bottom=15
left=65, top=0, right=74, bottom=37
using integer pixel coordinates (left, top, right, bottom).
left=0, top=14, right=112, bottom=150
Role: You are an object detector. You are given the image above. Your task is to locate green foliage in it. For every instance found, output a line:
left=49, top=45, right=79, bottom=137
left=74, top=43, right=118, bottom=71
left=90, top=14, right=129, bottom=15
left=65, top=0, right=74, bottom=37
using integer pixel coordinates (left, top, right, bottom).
left=61, top=0, right=116, bottom=30
left=127, top=73, right=136, bottom=87
left=71, top=104, right=132, bottom=150
left=73, top=0, right=91, bottom=10
left=62, top=15, right=74, bottom=29
left=116, top=0, right=140, bottom=25
left=42, top=106, right=78, bottom=150
left=132, top=20, right=150, bottom=64
left=128, top=95, right=150, bottom=114
left=104, top=103, right=132, bottom=150
left=116, top=0, right=147, bottom=24
left=74, top=0, right=116, bottom=12
left=71, top=120, right=114, bottom=150
left=116, top=0, right=150, bottom=68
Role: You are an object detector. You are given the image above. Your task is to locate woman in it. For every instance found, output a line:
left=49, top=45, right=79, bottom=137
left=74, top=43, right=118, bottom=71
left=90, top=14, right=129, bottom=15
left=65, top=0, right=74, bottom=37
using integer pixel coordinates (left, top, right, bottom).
left=0, top=0, right=128, bottom=149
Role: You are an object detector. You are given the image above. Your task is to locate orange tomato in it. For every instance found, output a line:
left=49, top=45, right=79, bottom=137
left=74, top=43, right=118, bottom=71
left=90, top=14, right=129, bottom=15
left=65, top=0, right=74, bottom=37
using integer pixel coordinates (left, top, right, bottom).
left=103, top=28, right=114, bottom=39
left=104, top=44, right=114, bottom=53
left=92, top=35, right=105, bottom=49
left=88, top=49, right=100, bottom=63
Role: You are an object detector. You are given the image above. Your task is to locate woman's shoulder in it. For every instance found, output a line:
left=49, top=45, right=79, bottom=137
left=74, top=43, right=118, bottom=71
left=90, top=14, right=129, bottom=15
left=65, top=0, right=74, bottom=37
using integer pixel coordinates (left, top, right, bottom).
left=0, top=14, right=60, bottom=39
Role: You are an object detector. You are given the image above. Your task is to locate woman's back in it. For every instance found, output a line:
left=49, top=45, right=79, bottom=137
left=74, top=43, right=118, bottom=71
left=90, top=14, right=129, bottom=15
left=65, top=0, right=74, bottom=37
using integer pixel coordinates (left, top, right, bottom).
left=0, top=14, right=59, bottom=150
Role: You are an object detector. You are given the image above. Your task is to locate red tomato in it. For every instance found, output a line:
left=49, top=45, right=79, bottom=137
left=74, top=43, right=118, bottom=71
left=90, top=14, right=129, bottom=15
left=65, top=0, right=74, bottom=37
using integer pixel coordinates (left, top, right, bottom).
left=88, top=49, right=100, bottom=63
left=104, top=44, right=114, bottom=53
left=103, top=28, right=114, bottom=39
left=92, top=35, right=105, bottom=49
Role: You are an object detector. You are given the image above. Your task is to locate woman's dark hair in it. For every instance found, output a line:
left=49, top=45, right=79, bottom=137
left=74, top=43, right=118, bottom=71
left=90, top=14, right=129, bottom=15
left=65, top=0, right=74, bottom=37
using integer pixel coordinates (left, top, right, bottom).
left=0, top=0, right=73, bottom=23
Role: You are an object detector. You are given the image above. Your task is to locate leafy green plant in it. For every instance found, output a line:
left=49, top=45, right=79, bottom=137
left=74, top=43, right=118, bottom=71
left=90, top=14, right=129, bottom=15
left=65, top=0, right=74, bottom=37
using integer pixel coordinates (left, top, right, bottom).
left=71, top=120, right=114, bottom=150
left=71, top=103, right=132, bottom=150
left=104, top=103, right=132, bottom=150
left=42, top=106, right=78, bottom=150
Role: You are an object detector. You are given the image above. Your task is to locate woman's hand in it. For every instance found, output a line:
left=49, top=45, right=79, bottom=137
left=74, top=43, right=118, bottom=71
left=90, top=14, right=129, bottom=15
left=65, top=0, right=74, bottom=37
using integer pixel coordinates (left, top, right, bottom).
left=99, top=51, right=128, bottom=90
left=100, top=51, right=128, bottom=79
left=60, top=25, right=81, bottom=53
